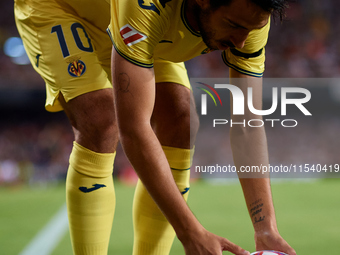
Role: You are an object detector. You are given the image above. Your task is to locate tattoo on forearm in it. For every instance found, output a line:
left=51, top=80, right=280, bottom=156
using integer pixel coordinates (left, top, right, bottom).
left=254, top=216, right=265, bottom=223
left=250, top=198, right=266, bottom=224
left=117, top=72, right=131, bottom=93
left=250, top=199, right=262, bottom=207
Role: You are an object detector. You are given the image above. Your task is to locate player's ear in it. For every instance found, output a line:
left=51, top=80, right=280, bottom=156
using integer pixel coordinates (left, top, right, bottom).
left=195, top=0, right=210, bottom=10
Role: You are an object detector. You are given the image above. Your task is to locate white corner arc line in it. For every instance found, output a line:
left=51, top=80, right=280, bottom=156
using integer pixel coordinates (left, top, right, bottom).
left=19, top=203, right=69, bottom=255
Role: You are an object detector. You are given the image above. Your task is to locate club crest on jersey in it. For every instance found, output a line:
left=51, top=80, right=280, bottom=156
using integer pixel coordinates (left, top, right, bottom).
left=68, top=58, right=86, bottom=77
left=120, top=24, right=147, bottom=46
left=201, top=48, right=215, bottom=54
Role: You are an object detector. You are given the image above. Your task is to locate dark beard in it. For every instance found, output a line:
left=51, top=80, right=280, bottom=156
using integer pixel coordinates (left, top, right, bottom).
left=193, top=4, right=218, bottom=50
left=193, top=4, right=235, bottom=50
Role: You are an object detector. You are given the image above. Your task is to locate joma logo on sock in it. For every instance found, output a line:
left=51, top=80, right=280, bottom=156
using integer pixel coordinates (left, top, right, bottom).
left=181, top=187, right=190, bottom=195
left=79, top=184, right=106, bottom=193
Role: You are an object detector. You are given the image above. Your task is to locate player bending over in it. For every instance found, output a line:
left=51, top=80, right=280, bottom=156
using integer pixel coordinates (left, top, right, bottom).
left=14, top=0, right=296, bottom=254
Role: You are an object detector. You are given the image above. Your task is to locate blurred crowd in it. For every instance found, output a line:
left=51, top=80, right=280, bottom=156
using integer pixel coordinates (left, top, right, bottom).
left=1, top=0, right=340, bottom=185
left=0, top=121, right=72, bottom=185
left=1, top=114, right=339, bottom=185
left=0, top=119, right=137, bottom=186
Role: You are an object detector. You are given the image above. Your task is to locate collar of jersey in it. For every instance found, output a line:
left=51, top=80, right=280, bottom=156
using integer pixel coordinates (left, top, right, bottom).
left=181, top=0, right=201, bottom=37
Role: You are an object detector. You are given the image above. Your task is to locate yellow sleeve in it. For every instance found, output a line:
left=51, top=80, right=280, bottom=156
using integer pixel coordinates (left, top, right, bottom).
left=108, top=0, right=169, bottom=68
left=222, top=19, right=270, bottom=77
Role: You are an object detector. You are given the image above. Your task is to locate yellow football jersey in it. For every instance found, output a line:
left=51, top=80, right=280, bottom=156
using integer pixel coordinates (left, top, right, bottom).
left=108, top=0, right=270, bottom=77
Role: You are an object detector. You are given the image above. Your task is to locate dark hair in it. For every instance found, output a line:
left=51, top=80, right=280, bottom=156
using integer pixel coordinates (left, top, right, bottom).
left=251, top=0, right=288, bottom=20
left=209, top=0, right=289, bottom=21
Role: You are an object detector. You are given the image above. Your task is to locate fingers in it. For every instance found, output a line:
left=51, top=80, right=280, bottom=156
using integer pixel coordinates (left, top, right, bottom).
left=277, top=238, right=297, bottom=255
left=220, top=237, right=250, bottom=255
left=287, top=247, right=297, bottom=255
left=182, top=228, right=250, bottom=255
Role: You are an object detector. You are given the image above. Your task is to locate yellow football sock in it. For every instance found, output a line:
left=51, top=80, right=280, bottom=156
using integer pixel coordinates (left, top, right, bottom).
left=66, top=142, right=116, bottom=255
left=132, top=146, right=194, bottom=255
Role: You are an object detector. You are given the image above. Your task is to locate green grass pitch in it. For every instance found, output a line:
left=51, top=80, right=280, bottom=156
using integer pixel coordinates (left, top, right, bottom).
left=0, top=179, right=339, bottom=254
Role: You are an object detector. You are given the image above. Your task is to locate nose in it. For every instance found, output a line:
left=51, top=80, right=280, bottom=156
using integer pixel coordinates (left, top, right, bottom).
left=230, top=31, right=249, bottom=49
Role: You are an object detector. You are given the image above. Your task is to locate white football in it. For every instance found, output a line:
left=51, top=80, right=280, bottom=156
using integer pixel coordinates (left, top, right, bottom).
left=250, top=251, right=288, bottom=255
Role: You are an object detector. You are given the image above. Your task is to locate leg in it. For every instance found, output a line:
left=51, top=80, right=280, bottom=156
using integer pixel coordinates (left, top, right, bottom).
left=133, top=79, right=200, bottom=254
left=151, top=82, right=199, bottom=149
left=15, top=1, right=116, bottom=253
left=59, top=89, right=118, bottom=153
left=59, top=89, right=119, bottom=255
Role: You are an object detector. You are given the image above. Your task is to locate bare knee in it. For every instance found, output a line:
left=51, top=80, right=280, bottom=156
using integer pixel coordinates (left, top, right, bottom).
left=151, top=83, right=199, bottom=148
left=59, top=89, right=118, bottom=153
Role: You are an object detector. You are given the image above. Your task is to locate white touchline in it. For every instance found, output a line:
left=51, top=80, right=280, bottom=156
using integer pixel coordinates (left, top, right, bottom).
left=19, top=203, right=69, bottom=255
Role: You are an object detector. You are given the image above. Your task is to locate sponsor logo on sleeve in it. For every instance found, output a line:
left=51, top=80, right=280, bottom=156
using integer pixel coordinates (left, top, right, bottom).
left=120, top=24, right=147, bottom=46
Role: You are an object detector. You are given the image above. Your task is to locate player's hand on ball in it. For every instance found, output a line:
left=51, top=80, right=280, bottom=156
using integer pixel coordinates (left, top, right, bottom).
left=181, top=228, right=250, bottom=255
left=254, top=229, right=296, bottom=255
